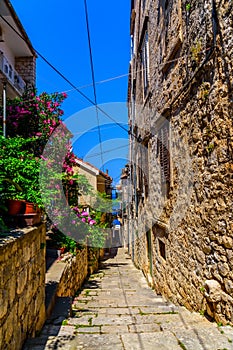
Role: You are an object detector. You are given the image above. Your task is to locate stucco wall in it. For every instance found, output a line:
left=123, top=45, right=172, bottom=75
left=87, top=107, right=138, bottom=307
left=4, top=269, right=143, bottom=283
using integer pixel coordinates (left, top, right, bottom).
left=75, top=166, right=97, bottom=207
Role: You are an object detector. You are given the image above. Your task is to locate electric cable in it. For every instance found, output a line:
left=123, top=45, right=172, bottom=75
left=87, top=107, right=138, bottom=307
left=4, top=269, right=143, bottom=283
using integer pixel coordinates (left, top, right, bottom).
left=83, top=0, right=104, bottom=169
left=0, top=10, right=216, bottom=144
left=85, top=143, right=128, bottom=159
left=0, top=13, right=132, bottom=138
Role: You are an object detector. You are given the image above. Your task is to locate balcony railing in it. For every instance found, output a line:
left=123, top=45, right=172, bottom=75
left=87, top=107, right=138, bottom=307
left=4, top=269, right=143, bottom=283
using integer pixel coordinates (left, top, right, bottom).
left=0, top=51, right=26, bottom=94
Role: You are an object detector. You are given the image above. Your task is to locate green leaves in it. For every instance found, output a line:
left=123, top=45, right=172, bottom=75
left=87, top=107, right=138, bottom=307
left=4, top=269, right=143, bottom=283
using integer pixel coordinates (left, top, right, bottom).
left=0, top=136, right=42, bottom=207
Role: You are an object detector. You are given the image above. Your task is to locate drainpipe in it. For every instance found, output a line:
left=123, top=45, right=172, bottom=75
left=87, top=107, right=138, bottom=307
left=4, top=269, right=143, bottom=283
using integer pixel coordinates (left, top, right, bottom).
left=3, top=81, right=6, bottom=137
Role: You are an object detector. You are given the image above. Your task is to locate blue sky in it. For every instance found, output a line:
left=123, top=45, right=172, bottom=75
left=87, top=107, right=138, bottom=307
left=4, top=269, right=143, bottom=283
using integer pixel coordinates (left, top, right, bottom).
left=11, top=0, right=130, bottom=185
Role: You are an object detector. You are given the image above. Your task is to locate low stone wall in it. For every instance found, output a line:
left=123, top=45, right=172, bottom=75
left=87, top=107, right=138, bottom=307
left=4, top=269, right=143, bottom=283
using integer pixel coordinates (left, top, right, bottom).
left=88, top=247, right=100, bottom=275
left=0, top=224, right=46, bottom=350
left=56, top=246, right=88, bottom=297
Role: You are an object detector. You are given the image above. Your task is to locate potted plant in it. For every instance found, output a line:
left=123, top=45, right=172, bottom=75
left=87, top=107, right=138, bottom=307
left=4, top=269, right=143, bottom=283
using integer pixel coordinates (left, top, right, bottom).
left=0, top=136, right=43, bottom=226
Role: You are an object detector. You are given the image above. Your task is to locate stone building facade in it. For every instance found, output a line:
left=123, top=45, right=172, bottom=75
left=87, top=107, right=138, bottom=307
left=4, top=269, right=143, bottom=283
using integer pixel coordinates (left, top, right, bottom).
left=74, top=158, right=113, bottom=208
left=127, top=0, right=232, bottom=324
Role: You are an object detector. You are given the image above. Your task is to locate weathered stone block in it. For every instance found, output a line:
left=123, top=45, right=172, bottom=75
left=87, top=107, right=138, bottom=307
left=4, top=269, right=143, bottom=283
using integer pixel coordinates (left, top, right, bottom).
left=204, top=280, right=222, bottom=303
left=0, top=289, right=8, bottom=319
left=17, top=268, right=28, bottom=295
left=8, top=277, right=16, bottom=306
left=18, top=292, right=26, bottom=317
left=218, top=262, right=230, bottom=277
left=4, top=306, right=15, bottom=343
left=222, top=236, right=232, bottom=249
left=195, top=249, right=205, bottom=264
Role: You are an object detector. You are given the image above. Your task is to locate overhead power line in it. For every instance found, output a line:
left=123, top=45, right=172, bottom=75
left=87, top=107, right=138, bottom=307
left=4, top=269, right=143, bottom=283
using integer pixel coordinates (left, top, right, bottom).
left=61, top=47, right=211, bottom=94
left=83, top=0, right=104, bottom=169
left=0, top=13, right=130, bottom=137
left=85, top=143, right=128, bottom=159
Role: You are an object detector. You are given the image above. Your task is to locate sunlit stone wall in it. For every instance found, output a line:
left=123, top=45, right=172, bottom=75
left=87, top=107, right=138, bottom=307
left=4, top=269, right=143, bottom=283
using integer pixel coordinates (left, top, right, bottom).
left=0, top=224, right=46, bottom=350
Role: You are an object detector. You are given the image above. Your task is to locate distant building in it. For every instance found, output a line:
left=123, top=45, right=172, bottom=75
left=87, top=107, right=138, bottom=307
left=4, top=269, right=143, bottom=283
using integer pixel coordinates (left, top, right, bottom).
left=74, top=158, right=112, bottom=208
left=128, top=0, right=232, bottom=325
left=0, top=0, right=36, bottom=100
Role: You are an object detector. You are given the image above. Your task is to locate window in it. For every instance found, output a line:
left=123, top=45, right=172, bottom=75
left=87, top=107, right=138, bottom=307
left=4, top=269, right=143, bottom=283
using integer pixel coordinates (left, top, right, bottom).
left=136, top=139, right=149, bottom=203
left=9, top=65, right=13, bottom=79
left=157, top=122, right=170, bottom=196
left=152, top=224, right=167, bottom=261
left=162, top=37, right=182, bottom=79
left=130, top=35, right=134, bottom=59
left=136, top=150, right=144, bottom=203
left=141, top=30, right=149, bottom=97
left=0, top=26, right=4, bottom=42
left=158, top=239, right=166, bottom=260
left=143, top=141, right=149, bottom=198
left=165, top=0, right=169, bottom=10
left=142, top=0, right=146, bottom=10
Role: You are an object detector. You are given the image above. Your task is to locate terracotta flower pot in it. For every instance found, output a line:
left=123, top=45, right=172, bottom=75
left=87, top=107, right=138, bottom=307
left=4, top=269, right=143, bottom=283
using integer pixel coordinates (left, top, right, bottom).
left=6, top=199, right=26, bottom=215
left=25, top=202, right=39, bottom=214
left=60, top=247, right=66, bottom=254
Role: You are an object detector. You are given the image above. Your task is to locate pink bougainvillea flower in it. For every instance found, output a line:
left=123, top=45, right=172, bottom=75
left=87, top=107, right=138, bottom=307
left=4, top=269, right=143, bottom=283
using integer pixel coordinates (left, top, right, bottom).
left=89, top=220, right=96, bottom=226
left=81, top=211, right=89, bottom=217
left=81, top=218, right=86, bottom=223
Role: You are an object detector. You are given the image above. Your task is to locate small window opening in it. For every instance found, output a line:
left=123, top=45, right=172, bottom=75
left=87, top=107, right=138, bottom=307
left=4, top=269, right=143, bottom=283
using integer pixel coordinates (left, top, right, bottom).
left=0, top=26, right=4, bottom=42
left=158, top=239, right=166, bottom=260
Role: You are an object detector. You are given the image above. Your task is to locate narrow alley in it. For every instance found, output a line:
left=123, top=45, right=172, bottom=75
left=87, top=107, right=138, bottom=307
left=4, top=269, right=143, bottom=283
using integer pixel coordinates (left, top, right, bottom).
left=24, top=248, right=233, bottom=350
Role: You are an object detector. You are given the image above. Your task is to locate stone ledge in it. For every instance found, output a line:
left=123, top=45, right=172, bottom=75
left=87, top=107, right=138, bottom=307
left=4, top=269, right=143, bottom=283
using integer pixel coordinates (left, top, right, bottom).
left=45, top=256, right=67, bottom=318
left=45, top=246, right=88, bottom=319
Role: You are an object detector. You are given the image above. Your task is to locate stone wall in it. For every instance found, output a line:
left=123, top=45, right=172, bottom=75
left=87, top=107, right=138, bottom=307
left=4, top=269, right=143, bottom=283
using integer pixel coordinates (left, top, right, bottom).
left=56, top=247, right=102, bottom=297
left=87, top=247, right=100, bottom=275
left=15, top=56, right=36, bottom=86
left=0, top=224, right=46, bottom=350
left=56, top=246, right=88, bottom=297
left=128, top=0, right=233, bottom=324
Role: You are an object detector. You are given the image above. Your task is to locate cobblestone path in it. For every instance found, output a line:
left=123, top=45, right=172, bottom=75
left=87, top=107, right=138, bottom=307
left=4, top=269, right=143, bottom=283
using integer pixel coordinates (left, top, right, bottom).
left=24, top=248, right=233, bottom=350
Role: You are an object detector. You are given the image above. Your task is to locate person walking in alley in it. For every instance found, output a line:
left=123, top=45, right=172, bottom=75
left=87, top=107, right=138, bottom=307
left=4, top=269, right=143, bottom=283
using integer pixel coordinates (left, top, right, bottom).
left=111, top=216, right=122, bottom=247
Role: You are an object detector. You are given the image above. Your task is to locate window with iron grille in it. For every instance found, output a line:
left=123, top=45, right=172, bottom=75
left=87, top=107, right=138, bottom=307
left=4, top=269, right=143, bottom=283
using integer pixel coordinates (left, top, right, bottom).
left=143, top=141, right=149, bottom=198
left=141, top=30, right=149, bottom=97
left=157, top=122, right=170, bottom=196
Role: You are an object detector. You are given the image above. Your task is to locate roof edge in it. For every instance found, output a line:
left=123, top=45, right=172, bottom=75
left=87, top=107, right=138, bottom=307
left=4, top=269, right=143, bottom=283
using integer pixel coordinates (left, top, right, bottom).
left=5, top=0, right=36, bottom=57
